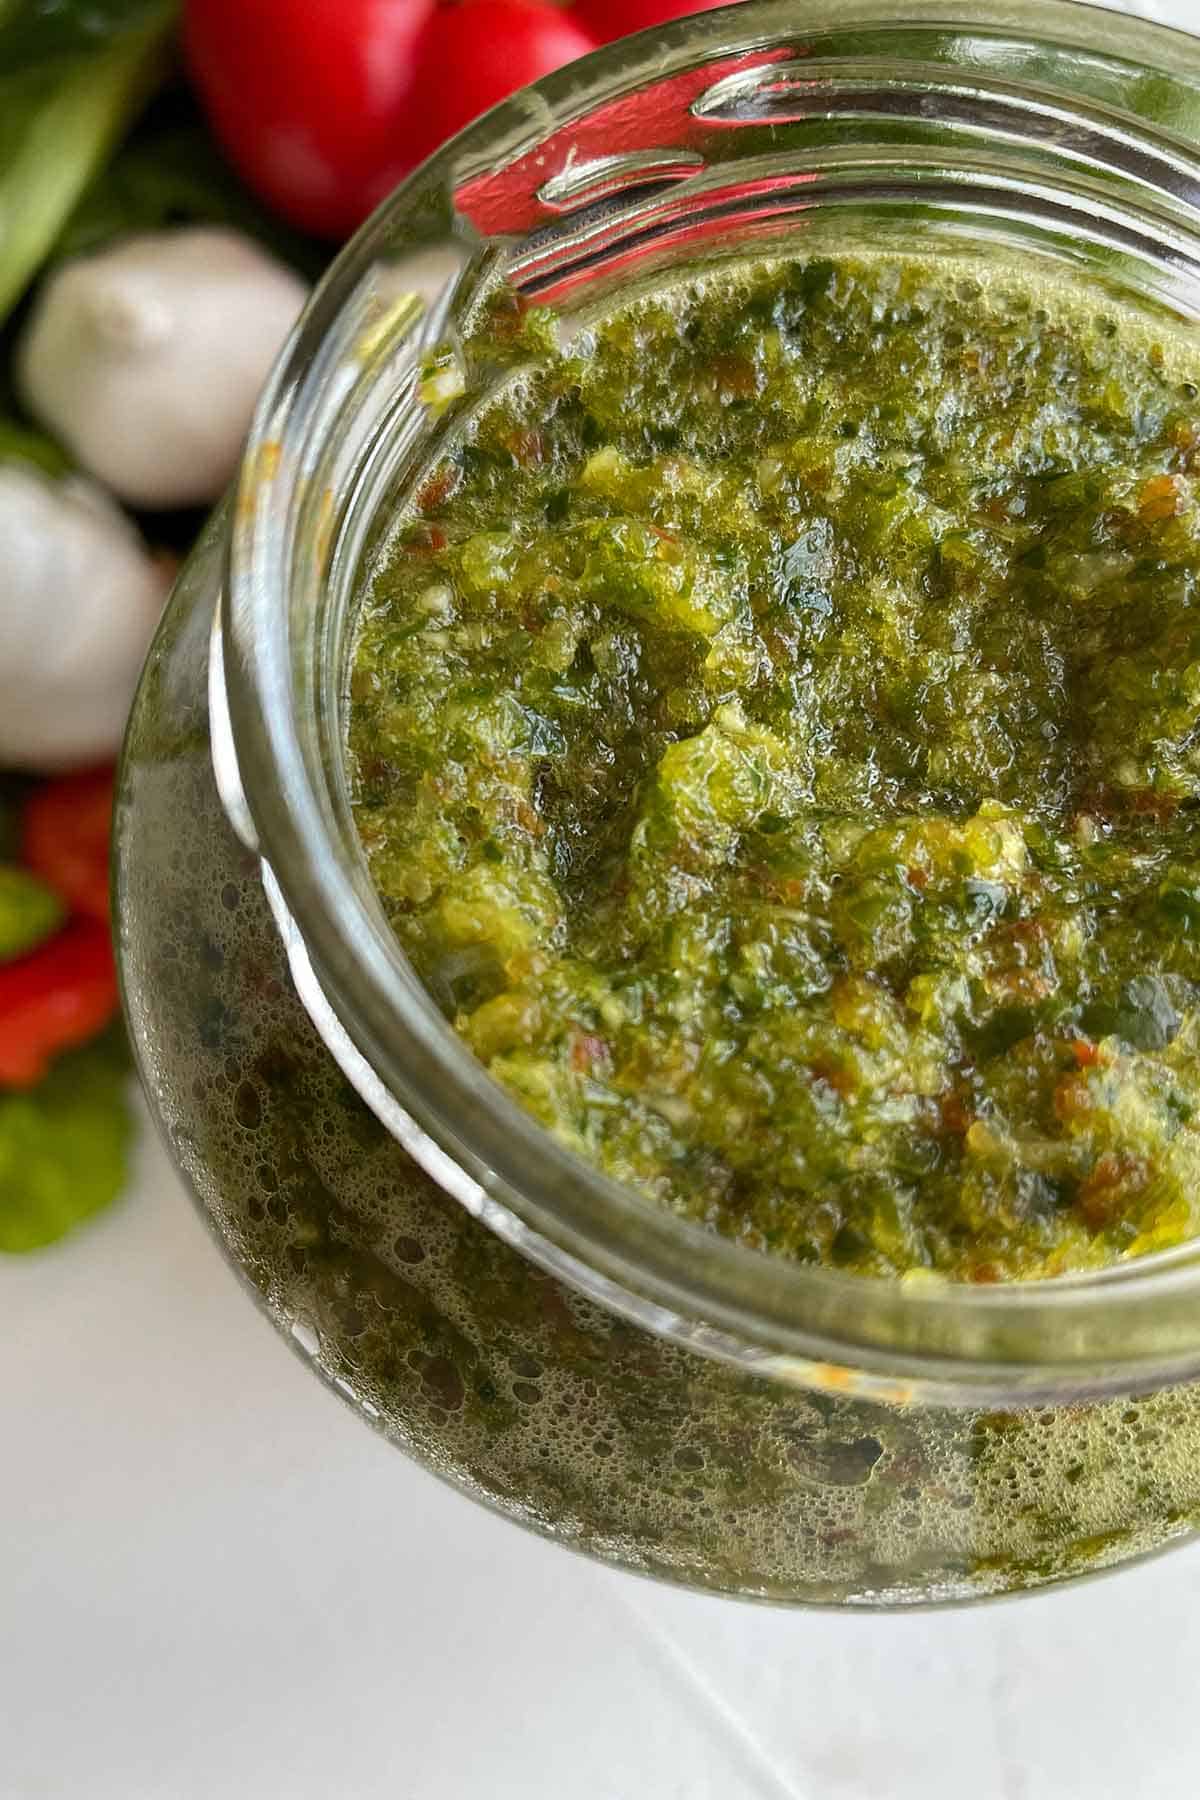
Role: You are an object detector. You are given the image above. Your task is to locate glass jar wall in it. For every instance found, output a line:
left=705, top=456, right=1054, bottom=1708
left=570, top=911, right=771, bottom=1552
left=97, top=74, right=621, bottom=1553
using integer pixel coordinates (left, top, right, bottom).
left=117, top=1, right=1200, bottom=1603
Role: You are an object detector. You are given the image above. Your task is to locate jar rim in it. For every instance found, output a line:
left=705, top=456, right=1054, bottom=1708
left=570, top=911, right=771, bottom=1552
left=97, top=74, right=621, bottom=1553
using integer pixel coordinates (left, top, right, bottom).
left=222, top=0, right=1200, bottom=1403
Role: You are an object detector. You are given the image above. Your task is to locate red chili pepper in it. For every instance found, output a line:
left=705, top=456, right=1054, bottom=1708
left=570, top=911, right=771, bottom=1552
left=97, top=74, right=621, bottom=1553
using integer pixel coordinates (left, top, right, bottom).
left=21, top=766, right=115, bottom=924
left=0, top=918, right=119, bottom=1089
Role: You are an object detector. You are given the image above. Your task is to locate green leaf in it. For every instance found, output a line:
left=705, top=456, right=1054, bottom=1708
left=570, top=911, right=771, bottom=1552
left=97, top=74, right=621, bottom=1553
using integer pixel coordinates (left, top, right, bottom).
left=0, top=866, right=64, bottom=961
left=0, top=414, right=71, bottom=476
left=0, top=0, right=178, bottom=327
left=0, top=1028, right=133, bottom=1252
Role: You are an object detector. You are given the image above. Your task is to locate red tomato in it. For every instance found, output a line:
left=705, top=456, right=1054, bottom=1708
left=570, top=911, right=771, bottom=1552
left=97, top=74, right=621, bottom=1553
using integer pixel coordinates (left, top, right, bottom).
left=184, top=0, right=436, bottom=239
left=0, top=919, right=119, bottom=1089
left=405, top=0, right=597, bottom=168
left=22, top=767, right=115, bottom=925
left=572, top=0, right=734, bottom=43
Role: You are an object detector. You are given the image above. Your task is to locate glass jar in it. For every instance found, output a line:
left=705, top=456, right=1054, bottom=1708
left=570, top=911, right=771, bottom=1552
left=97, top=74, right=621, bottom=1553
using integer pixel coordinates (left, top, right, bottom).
left=117, top=0, right=1200, bottom=1605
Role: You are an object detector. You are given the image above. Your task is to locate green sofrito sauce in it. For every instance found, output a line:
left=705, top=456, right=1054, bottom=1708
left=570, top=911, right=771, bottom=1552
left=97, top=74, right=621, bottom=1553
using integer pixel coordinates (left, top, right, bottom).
left=349, top=251, right=1200, bottom=1283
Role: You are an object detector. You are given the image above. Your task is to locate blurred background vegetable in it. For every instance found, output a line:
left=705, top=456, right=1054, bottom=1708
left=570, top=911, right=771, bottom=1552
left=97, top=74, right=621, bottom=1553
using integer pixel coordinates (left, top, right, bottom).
left=0, top=917, right=118, bottom=1089
left=0, top=1029, right=132, bottom=1251
left=0, top=464, right=170, bottom=768
left=0, top=0, right=177, bottom=326
left=0, top=868, right=63, bottom=963
left=18, top=226, right=308, bottom=507
left=23, top=769, right=118, bottom=923
left=183, top=0, right=436, bottom=239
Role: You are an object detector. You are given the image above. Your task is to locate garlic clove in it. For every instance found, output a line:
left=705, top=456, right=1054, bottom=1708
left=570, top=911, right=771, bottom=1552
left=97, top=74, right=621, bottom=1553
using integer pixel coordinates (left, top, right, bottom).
left=17, top=226, right=309, bottom=510
left=0, top=464, right=171, bottom=769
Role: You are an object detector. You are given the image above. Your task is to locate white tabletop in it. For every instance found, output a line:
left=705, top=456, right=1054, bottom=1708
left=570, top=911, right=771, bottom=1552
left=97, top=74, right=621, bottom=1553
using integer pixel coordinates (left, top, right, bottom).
left=6, top=2, right=1200, bottom=1793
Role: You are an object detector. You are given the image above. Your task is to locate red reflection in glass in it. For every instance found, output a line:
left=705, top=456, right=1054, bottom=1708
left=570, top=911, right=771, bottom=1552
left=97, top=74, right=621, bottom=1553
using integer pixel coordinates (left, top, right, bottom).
left=514, top=166, right=820, bottom=303
left=455, top=47, right=796, bottom=237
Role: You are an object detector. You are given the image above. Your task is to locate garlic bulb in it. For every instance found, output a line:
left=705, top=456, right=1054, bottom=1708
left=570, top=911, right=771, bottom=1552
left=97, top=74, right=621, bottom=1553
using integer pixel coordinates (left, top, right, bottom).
left=17, top=227, right=308, bottom=510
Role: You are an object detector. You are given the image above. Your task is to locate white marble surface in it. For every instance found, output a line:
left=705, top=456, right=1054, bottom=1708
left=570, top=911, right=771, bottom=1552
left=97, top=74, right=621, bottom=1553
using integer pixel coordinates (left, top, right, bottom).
left=7, top=2, right=1200, bottom=1794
